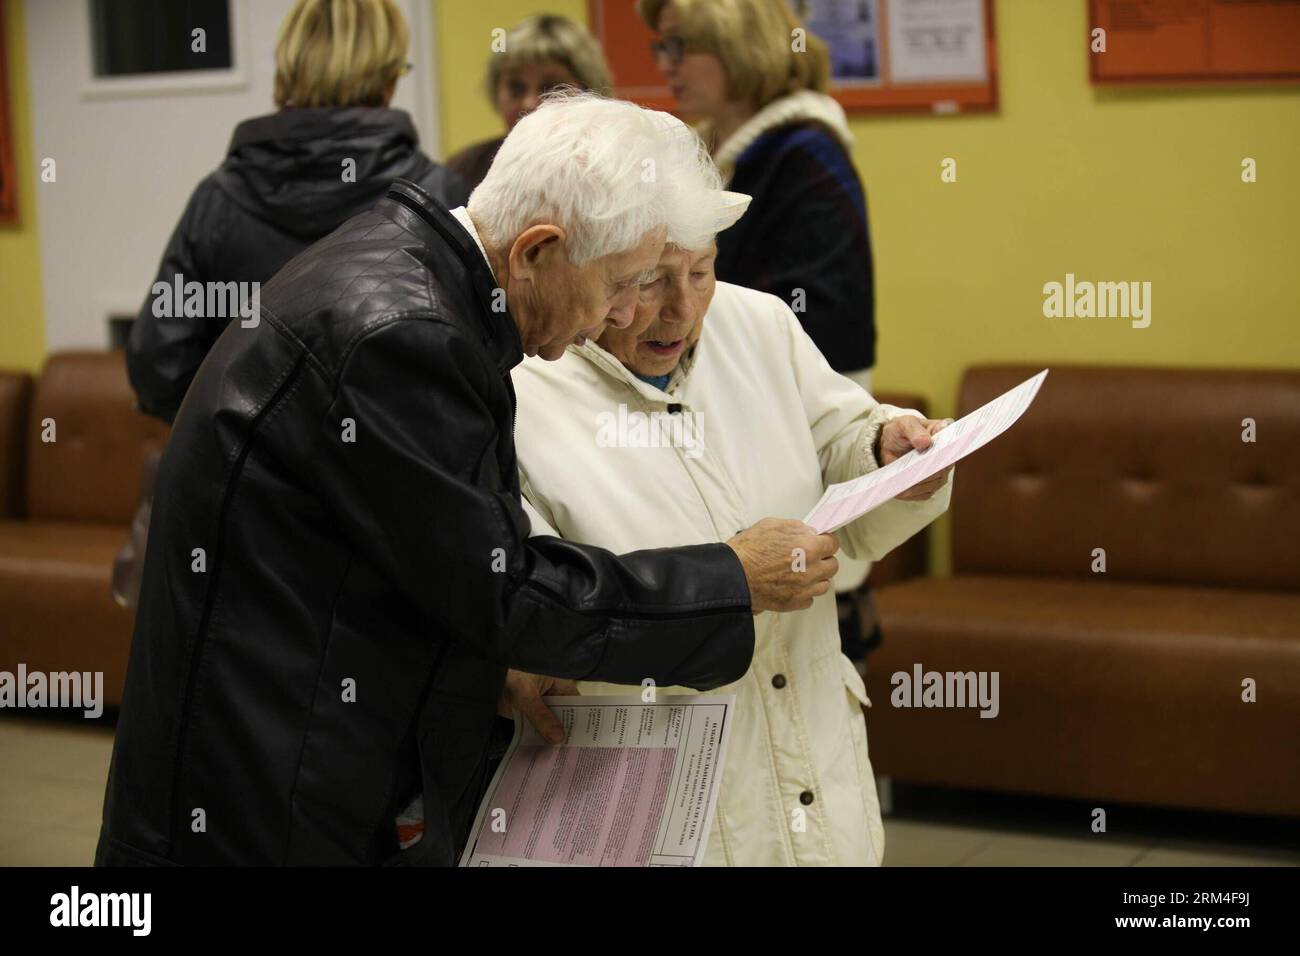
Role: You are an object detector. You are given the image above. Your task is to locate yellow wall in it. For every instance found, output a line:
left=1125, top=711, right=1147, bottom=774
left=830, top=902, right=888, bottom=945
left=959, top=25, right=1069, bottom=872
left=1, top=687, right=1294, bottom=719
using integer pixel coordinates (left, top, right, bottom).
left=435, top=0, right=1300, bottom=571
left=0, top=0, right=44, bottom=371
left=436, top=0, right=589, bottom=151
left=436, top=0, right=1300, bottom=398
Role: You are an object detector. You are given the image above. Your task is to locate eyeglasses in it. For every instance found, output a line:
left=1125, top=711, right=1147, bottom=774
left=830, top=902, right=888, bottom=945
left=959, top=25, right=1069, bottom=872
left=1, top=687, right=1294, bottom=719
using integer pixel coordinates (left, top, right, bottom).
left=649, top=35, right=690, bottom=66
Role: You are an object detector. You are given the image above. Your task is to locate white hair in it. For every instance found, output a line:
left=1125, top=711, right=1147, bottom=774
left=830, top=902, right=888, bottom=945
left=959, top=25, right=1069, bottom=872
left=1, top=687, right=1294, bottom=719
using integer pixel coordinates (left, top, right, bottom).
left=467, top=90, right=723, bottom=265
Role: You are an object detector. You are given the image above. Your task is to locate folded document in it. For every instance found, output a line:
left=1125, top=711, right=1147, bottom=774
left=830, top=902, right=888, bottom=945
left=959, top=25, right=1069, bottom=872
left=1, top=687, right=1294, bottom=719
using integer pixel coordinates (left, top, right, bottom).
left=460, top=695, right=734, bottom=867
left=804, top=369, right=1049, bottom=534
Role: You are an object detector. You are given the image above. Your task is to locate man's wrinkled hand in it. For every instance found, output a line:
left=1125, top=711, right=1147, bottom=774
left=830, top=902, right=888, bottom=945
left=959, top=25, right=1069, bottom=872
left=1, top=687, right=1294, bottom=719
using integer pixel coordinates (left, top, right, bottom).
left=727, top=517, right=839, bottom=613
left=498, top=669, right=579, bottom=744
left=879, top=415, right=954, bottom=501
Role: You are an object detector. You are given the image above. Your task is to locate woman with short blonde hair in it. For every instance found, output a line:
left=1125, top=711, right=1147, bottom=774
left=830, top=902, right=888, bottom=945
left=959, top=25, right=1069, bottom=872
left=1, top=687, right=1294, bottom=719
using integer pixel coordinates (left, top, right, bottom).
left=639, top=0, right=870, bottom=374
left=483, top=14, right=612, bottom=102
left=122, top=0, right=465, bottom=605
left=638, top=0, right=829, bottom=109
left=130, top=0, right=464, bottom=427
left=446, top=15, right=613, bottom=191
left=118, top=0, right=466, bottom=610
left=274, top=0, right=411, bottom=108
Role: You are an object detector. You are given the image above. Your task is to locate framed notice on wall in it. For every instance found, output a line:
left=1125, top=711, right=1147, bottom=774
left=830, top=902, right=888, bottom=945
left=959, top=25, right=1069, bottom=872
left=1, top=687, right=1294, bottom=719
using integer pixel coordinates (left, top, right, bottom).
left=1089, top=0, right=1300, bottom=84
left=0, top=0, right=18, bottom=225
left=589, top=0, right=998, bottom=115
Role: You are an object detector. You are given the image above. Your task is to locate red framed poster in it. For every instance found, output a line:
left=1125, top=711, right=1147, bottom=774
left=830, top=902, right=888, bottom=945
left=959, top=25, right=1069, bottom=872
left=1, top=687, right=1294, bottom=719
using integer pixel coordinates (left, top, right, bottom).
left=0, top=0, right=18, bottom=225
left=589, top=0, right=998, bottom=115
left=1089, top=0, right=1300, bottom=84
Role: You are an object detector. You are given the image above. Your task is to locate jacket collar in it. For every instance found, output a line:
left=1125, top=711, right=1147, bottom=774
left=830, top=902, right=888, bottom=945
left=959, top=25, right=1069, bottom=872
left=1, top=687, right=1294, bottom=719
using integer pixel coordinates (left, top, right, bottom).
left=569, top=333, right=703, bottom=409
left=382, top=179, right=523, bottom=374
left=708, top=90, right=855, bottom=178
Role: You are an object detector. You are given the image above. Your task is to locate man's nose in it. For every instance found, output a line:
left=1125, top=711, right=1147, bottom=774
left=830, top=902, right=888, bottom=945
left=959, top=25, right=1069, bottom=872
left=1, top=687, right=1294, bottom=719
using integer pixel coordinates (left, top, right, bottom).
left=605, top=301, right=636, bottom=330
left=605, top=285, right=643, bottom=329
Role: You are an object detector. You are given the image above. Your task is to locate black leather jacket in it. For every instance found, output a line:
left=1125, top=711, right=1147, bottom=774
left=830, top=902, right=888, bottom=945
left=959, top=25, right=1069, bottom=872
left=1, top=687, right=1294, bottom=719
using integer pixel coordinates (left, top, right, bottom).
left=127, top=107, right=469, bottom=423
left=96, top=180, right=756, bottom=866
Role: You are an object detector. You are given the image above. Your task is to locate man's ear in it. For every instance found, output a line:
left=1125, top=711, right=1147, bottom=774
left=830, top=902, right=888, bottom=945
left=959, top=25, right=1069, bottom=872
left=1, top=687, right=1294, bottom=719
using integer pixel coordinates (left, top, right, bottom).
left=509, top=225, right=566, bottom=280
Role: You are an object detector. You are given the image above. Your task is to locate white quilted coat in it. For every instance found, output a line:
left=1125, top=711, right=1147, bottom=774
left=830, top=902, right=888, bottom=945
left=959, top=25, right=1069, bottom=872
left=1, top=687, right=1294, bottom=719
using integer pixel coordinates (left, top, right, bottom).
left=512, top=281, right=951, bottom=865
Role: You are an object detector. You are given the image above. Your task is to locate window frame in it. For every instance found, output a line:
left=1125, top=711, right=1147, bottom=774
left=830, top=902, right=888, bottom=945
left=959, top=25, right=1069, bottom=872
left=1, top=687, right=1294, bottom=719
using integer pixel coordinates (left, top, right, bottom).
left=79, top=0, right=251, bottom=100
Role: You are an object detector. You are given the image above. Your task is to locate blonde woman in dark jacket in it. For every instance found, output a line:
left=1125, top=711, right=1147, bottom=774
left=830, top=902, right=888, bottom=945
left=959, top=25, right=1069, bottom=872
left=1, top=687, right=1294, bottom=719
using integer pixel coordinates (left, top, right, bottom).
left=639, top=0, right=874, bottom=382
left=127, top=0, right=467, bottom=424
left=114, top=0, right=466, bottom=607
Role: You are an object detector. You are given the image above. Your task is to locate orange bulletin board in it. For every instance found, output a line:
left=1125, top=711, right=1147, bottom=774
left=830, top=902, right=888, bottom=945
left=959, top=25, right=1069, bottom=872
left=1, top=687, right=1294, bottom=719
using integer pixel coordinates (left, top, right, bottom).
left=0, top=0, right=17, bottom=225
left=1089, top=0, right=1300, bottom=84
left=590, top=0, right=998, bottom=115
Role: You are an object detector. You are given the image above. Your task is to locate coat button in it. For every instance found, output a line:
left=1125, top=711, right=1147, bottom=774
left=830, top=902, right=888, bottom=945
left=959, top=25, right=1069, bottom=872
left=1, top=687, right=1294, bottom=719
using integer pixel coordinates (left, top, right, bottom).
left=800, top=790, right=815, bottom=806
left=771, top=674, right=787, bottom=689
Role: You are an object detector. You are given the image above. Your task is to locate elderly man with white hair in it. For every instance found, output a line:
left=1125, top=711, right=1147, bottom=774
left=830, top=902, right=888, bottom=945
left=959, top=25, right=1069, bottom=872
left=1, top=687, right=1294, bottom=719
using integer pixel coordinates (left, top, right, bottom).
left=510, top=201, right=954, bottom=866
left=98, top=93, right=839, bottom=868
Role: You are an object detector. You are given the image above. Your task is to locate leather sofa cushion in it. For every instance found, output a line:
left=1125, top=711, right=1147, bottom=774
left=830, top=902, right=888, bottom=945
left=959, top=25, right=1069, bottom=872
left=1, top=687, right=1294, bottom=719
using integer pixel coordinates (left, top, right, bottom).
left=0, top=371, right=32, bottom=519
left=867, top=575, right=1300, bottom=816
left=0, top=520, right=136, bottom=708
left=25, top=351, right=168, bottom=525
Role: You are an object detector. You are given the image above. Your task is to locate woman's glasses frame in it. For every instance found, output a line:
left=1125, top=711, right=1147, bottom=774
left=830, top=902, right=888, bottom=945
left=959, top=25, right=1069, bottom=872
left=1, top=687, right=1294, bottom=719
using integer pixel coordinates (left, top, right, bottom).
left=649, top=35, right=691, bottom=66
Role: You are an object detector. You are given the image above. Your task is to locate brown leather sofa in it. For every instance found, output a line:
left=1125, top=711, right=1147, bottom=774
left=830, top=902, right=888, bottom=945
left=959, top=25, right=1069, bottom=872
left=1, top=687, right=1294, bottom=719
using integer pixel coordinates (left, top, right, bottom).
left=867, top=365, right=1300, bottom=818
left=0, top=351, right=167, bottom=709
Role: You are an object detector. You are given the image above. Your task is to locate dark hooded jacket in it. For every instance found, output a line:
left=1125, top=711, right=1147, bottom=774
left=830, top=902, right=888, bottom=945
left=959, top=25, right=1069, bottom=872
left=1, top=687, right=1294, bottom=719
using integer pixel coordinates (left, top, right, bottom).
left=96, top=180, right=756, bottom=866
left=127, top=107, right=468, bottom=423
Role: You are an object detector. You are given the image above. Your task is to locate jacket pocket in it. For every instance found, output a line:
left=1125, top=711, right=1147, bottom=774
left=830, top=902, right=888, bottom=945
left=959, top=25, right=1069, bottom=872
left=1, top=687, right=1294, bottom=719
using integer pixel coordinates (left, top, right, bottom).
left=96, top=835, right=182, bottom=867
left=839, top=654, right=885, bottom=865
left=839, top=653, right=872, bottom=709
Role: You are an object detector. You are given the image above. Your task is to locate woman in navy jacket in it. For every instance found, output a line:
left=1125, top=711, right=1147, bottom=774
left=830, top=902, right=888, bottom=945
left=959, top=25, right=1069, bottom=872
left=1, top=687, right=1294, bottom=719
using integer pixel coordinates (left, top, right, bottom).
left=637, top=0, right=875, bottom=384
left=639, top=0, right=881, bottom=662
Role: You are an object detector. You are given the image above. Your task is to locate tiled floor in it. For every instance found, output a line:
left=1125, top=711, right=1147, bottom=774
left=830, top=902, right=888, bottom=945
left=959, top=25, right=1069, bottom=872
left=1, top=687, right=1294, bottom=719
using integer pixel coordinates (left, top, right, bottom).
left=1, top=718, right=113, bottom=866
left=2, top=716, right=1296, bottom=867
left=882, top=819, right=1295, bottom=867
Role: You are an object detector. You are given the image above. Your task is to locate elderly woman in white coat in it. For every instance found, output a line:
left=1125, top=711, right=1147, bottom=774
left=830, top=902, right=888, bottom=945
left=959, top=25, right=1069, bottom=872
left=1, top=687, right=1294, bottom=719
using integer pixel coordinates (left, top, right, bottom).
left=508, top=200, right=953, bottom=866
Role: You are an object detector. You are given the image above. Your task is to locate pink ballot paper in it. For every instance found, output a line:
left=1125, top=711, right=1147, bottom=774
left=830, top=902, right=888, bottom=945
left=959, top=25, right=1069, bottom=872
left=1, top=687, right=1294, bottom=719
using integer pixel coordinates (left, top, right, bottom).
left=459, top=695, right=735, bottom=867
left=804, top=369, right=1049, bottom=534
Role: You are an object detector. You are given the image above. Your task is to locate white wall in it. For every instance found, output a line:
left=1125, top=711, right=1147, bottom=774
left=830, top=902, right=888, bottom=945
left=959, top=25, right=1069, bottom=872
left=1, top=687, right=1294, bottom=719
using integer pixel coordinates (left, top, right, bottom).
left=26, top=0, right=440, bottom=351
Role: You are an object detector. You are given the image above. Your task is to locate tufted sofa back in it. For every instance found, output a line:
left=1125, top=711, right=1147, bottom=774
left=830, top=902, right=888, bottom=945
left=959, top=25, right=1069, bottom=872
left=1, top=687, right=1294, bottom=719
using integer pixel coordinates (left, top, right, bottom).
left=24, top=351, right=169, bottom=524
left=950, top=365, right=1300, bottom=591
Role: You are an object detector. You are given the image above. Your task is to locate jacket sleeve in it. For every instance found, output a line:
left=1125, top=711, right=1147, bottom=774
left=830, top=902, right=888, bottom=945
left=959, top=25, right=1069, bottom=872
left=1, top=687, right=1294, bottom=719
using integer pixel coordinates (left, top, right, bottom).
left=319, top=316, right=756, bottom=690
left=126, top=181, right=228, bottom=423
left=778, top=297, right=952, bottom=563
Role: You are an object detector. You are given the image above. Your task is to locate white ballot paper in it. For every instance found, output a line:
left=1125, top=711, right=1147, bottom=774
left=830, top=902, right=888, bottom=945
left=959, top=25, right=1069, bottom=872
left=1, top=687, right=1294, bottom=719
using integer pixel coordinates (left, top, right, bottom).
left=804, top=369, right=1049, bottom=534
left=459, top=694, right=734, bottom=867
